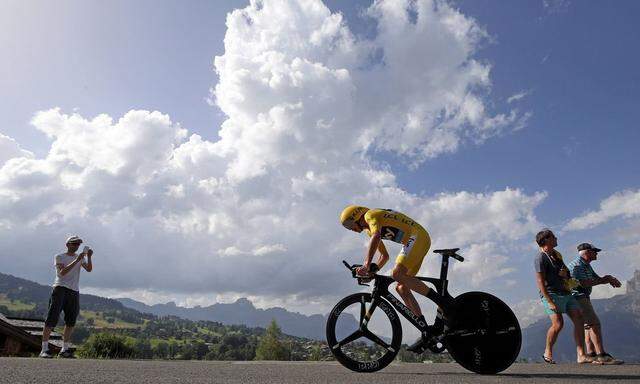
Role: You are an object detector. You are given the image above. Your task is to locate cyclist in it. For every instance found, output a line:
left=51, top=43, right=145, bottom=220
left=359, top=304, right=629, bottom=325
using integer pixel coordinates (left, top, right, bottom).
left=340, top=205, right=446, bottom=352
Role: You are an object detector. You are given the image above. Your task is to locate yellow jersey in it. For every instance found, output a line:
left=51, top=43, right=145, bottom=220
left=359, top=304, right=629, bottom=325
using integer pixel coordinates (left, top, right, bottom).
left=364, top=209, right=428, bottom=245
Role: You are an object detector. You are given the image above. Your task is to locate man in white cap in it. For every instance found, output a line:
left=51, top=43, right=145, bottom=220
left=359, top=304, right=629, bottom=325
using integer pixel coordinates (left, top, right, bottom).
left=568, top=243, right=623, bottom=365
left=40, top=236, right=93, bottom=358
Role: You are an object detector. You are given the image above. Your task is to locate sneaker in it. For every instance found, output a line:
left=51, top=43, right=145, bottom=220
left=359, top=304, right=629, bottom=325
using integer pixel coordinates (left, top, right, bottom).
left=39, top=350, right=53, bottom=358
left=595, top=353, right=624, bottom=365
left=58, top=350, right=75, bottom=359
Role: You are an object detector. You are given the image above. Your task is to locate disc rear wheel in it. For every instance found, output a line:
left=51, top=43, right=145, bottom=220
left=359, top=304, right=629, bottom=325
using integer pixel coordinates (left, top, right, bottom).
left=444, top=291, right=521, bottom=374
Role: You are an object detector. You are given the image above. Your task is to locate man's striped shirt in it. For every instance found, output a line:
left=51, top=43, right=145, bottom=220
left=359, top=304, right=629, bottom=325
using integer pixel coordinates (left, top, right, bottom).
left=568, top=256, right=600, bottom=298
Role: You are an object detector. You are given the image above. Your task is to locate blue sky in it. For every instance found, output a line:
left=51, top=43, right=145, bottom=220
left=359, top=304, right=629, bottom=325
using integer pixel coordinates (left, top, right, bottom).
left=1, top=0, right=639, bottom=325
left=386, top=0, right=639, bottom=217
left=4, top=0, right=637, bottom=218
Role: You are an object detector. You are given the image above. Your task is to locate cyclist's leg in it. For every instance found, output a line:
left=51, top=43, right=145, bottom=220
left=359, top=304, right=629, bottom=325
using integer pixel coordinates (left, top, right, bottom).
left=394, top=266, right=422, bottom=317
left=391, top=234, right=431, bottom=316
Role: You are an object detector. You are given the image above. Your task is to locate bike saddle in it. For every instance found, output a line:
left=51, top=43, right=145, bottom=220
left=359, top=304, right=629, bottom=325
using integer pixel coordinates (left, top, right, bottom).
left=433, top=248, right=460, bottom=254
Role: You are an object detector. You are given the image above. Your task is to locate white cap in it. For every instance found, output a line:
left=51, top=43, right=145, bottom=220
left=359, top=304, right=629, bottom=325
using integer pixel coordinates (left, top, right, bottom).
left=65, top=236, right=83, bottom=245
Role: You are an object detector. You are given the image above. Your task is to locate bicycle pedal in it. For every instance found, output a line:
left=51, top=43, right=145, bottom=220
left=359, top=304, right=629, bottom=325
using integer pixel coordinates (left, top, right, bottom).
left=406, top=338, right=428, bottom=354
left=407, top=344, right=427, bottom=354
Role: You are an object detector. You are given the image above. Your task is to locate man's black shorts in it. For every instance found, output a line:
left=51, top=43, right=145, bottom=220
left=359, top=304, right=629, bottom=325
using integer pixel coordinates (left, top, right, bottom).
left=44, top=286, right=80, bottom=327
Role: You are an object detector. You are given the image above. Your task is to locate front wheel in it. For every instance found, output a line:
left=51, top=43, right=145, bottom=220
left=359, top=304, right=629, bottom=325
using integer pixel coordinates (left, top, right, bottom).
left=326, top=293, right=402, bottom=372
left=444, top=291, right=521, bottom=374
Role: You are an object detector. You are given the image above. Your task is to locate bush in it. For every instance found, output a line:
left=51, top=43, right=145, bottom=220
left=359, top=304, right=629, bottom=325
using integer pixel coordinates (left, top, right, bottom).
left=77, top=333, right=135, bottom=359
left=307, top=344, right=323, bottom=361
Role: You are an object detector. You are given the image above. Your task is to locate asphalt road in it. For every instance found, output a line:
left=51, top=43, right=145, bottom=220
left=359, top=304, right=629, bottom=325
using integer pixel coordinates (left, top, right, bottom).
left=2, top=359, right=639, bottom=384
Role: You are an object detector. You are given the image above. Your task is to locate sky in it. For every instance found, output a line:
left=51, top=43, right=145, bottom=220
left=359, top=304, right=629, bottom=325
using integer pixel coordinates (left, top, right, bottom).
left=1, top=0, right=639, bottom=331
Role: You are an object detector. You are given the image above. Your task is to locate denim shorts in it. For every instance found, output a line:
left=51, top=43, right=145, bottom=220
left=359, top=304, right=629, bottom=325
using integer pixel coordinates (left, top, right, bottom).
left=541, top=292, right=580, bottom=315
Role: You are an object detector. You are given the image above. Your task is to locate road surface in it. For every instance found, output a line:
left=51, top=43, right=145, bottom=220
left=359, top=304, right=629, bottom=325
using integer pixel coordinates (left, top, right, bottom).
left=2, top=359, right=639, bottom=384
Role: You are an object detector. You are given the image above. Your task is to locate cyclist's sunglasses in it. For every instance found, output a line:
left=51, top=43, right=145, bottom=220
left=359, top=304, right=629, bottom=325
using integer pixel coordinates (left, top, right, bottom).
left=344, top=219, right=360, bottom=231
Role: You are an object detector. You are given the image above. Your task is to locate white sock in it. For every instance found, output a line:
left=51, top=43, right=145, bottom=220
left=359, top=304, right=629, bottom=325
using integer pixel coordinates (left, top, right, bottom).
left=42, top=341, right=49, bottom=351
left=62, top=342, right=70, bottom=352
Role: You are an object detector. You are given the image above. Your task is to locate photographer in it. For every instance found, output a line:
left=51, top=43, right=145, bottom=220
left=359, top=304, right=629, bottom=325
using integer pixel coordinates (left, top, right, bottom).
left=40, top=236, right=93, bottom=358
left=534, top=229, right=592, bottom=364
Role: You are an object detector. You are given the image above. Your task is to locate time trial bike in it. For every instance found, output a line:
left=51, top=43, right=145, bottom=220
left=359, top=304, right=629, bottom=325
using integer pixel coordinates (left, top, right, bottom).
left=326, top=248, right=521, bottom=374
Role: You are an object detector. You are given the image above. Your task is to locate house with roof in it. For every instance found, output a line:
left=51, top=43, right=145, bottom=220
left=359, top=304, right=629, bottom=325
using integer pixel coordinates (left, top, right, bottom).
left=0, top=313, right=65, bottom=356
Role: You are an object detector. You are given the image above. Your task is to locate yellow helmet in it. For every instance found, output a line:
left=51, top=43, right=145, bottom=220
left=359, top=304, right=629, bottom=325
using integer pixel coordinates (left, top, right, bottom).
left=340, top=205, right=369, bottom=230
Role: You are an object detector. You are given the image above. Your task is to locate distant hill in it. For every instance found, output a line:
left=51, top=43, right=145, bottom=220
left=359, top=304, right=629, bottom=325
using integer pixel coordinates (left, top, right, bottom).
left=116, top=297, right=346, bottom=341
left=0, top=272, right=356, bottom=341
left=0, top=272, right=381, bottom=361
left=520, top=283, right=640, bottom=362
left=0, top=272, right=149, bottom=324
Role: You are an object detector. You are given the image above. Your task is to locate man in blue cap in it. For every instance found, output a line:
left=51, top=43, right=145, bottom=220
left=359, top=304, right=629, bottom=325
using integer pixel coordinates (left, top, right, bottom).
left=568, top=243, right=623, bottom=365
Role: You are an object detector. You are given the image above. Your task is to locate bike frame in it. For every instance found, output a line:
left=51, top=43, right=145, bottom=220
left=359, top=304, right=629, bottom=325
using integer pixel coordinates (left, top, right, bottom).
left=332, top=249, right=521, bottom=375
left=364, top=253, right=456, bottom=334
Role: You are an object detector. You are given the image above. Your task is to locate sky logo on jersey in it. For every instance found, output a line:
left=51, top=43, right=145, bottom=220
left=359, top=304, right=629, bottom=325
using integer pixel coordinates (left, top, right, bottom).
left=381, top=227, right=404, bottom=243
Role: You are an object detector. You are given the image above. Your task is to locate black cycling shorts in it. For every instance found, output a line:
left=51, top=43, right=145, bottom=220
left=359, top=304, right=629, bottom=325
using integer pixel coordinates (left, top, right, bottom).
left=44, top=286, right=80, bottom=328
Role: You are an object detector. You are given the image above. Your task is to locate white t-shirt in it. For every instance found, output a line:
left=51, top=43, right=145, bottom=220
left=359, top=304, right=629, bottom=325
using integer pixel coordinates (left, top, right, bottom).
left=53, top=253, right=84, bottom=292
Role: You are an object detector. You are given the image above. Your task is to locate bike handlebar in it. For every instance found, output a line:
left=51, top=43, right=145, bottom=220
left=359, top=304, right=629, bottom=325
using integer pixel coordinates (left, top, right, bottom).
left=342, top=260, right=379, bottom=286
left=342, top=247, right=464, bottom=285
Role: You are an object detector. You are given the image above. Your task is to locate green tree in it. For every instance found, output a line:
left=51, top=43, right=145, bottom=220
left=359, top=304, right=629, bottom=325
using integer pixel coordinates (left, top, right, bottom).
left=194, top=341, right=210, bottom=360
left=133, top=338, right=153, bottom=359
left=154, top=341, right=169, bottom=359
left=179, top=343, right=194, bottom=360
left=255, top=320, right=290, bottom=361
left=168, top=341, right=179, bottom=359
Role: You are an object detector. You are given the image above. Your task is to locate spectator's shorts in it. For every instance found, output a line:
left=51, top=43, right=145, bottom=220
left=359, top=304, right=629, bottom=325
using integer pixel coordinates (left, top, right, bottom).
left=45, top=286, right=80, bottom=327
left=576, top=297, right=600, bottom=328
left=541, top=293, right=580, bottom=315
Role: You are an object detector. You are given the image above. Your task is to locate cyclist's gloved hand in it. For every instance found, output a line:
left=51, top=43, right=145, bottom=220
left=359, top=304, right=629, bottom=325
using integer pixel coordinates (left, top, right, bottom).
left=356, top=265, right=370, bottom=277
left=356, top=263, right=378, bottom=277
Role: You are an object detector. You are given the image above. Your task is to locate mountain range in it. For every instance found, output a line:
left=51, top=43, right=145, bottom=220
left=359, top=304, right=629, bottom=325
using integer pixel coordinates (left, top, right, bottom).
left=0, top=272, right=146, bottom=320
left=0, top=272, right=355, bottom=341
left=116, top=297, right=334, bottom=341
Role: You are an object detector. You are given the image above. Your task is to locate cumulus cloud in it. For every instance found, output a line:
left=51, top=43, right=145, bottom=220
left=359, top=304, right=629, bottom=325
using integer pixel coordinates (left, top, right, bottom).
left=564, top=189, right=640, bottom=231
left=512, top=298, right=545, bottom=327
left=213, top=0, right=529, bottom=168
left=0, top=0, right=539, bottom=313
left=0, top=133, right=33, bottom=165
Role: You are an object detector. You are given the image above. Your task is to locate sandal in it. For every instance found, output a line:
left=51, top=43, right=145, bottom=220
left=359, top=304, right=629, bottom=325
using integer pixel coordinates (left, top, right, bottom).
left=577, top=355, right=595, bottom=364
left=542, top=354, right=556, bottom=364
